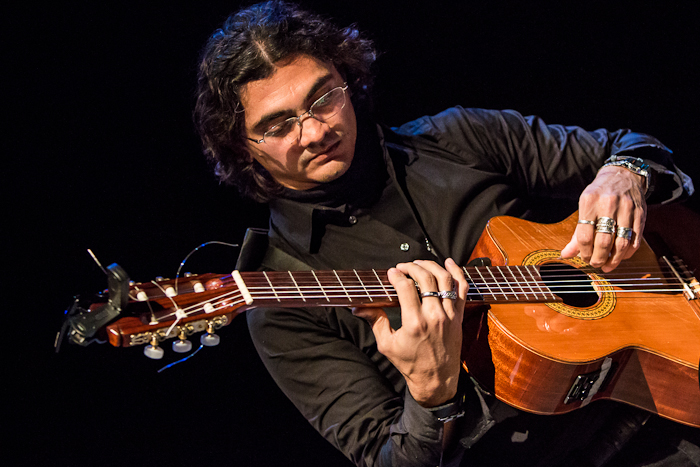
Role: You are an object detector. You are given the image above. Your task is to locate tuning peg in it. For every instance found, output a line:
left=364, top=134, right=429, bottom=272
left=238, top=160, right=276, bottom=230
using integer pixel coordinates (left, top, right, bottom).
left=200, top=322, right=220, bottom=347
left=172, top=328, right=193, bottom=353
left=144, top=335, right=165, bottom=359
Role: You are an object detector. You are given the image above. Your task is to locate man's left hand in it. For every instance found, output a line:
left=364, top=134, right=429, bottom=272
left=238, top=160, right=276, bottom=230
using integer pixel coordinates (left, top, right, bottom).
left=560, top=165, right=647, bottom=272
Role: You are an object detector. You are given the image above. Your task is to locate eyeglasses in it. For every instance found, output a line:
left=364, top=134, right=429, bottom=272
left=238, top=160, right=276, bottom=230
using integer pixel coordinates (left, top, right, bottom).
left=247, top=83, right=348, bottom=145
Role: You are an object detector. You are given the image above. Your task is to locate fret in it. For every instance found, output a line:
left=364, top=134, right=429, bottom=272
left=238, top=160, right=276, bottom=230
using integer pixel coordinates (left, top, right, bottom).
left=501, top=266, right=523, bottom=301
left=373, top=269, right=393, bottom=301
left=531, top=265, right=553, bottom=300
left=497, top=267, right=518, bottom=299
left=486, top=267, right=509, bottom=300
left=311, top=270, right=331, bottom=302
left=462, top=266, right=482, bottom=300
left=515, top=265, right=540, bottom=300
left=262, top=271, right=281, bottom=302
left=333, top=270, right=352, bottom=302
left=354, top=269, right=373, bottom=302
left=474, top=267, right=497, bottom=301
left=532, top=266, right=550, bottom=300
left=288, top=271, right=306, bottom=302
left=526, top=265, right=556, bottom=300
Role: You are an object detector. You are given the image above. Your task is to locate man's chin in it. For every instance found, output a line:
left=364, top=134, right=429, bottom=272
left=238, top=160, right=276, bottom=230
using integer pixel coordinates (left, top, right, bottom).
left=316, top=160, right=351, bottom=183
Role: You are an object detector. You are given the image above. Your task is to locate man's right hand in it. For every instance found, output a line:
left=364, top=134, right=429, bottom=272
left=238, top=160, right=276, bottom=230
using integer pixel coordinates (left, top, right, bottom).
left=352, top=258, right=468, bottom=407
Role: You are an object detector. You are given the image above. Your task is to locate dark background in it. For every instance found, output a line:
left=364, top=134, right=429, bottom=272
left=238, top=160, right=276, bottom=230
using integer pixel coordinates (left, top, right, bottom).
left=9, top=1, right=700, bottom=466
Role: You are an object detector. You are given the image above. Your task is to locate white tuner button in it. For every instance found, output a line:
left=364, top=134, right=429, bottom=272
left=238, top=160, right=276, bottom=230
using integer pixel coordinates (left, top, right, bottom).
left=172, top=339, right=193, bottom=353
left=200, top=333, right=220, bottom=347
left=144, top=345, right=165, bottom=359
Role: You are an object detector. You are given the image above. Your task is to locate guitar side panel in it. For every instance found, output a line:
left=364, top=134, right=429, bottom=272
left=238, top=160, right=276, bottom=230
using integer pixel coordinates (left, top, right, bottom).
left=608, top=342, right=700, bottom=427
left=472, top=312, right=700, bottom=427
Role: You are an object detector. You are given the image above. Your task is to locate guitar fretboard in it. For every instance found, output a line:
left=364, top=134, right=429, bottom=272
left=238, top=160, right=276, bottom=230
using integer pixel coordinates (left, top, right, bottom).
left=233, top=265, right=560, bottom=307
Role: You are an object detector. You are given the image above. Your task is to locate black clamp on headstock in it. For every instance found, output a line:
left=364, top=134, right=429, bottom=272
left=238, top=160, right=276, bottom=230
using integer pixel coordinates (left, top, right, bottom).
left=55, top=263, right=130, bottom=351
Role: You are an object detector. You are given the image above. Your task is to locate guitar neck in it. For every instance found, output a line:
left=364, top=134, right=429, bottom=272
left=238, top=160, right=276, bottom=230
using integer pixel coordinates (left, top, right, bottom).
left=104, top=265, right=562, bottom=348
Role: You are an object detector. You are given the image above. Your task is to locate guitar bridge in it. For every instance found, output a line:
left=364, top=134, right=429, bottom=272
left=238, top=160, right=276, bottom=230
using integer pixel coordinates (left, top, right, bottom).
left=662, top=256, right=700, bottom=300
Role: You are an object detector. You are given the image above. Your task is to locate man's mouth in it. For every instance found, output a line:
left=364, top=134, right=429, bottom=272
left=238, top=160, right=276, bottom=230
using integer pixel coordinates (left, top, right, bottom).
left=323, top=140, right=341, bottom=156
left=308, top=139, right=341, bottom=163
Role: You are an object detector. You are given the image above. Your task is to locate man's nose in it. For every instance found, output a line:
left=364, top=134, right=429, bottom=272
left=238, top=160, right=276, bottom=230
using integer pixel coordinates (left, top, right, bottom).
left=297, top=114, right=330, bottom=147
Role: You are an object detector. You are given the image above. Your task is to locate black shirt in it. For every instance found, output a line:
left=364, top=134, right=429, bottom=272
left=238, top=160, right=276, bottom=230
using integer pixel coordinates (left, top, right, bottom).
left=246, top=107, right=692, bottom=467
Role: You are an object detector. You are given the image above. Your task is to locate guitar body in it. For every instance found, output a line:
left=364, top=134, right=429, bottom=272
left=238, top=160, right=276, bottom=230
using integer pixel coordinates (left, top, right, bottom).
left=462, top=212, right=700, bottom=427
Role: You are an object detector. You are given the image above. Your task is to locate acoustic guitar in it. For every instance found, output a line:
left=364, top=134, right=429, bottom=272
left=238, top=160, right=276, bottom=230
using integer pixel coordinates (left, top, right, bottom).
left=58, top=211, right=700, bottom=427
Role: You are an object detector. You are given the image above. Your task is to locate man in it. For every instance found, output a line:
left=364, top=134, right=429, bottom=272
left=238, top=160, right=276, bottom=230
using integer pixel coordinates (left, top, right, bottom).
left=194, top=2, right=696, bottom=466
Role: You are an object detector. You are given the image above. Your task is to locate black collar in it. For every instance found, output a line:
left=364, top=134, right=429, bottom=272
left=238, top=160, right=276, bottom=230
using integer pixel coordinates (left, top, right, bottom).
left=269, top=118, right=388, bottom=253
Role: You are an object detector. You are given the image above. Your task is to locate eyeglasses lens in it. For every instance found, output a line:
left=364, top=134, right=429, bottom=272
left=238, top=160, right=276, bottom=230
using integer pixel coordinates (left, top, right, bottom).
left=265, top=86, right=347, bottom=144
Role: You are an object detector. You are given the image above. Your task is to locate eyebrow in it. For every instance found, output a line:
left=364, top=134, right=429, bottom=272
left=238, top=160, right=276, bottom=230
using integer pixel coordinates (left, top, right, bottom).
left=250, top=73, right=335, bottom=134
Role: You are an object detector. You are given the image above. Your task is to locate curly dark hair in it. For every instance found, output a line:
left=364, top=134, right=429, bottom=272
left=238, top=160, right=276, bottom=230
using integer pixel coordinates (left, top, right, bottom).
left=194, top=1, right=377, bottom=202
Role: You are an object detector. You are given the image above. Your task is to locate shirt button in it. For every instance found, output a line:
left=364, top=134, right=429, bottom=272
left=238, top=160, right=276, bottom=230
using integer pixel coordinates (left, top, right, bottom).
left=348, top=215, right=357, bottom=225
left=400, top=243, right=410, bottom=251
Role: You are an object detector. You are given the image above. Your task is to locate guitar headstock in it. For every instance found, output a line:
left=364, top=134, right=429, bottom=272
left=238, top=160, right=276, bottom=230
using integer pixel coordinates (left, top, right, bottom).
left=57, top=264, right=246, bottom=359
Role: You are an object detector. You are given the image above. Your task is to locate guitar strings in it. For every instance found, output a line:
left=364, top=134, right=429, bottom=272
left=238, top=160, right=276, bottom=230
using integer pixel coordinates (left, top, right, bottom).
left=149, top=278, right=689, bottom=325
left=153, top=269, right=688, bottom=306
left=133, top=261, right=692, bottom=300
left=137, top=259, right=696, bottom=325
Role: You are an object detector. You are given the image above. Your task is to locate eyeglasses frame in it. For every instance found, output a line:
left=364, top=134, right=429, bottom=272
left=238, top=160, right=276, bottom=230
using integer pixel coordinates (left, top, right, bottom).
left=246, top=83, right=349, bottom=145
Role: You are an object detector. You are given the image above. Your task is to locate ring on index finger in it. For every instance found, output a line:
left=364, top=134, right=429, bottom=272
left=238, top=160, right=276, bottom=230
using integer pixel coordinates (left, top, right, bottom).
left=578, top=219, right=596, bottom=226
left=595, top=217, right=616, bottom=234
left=420, top=291, right=440, bottom=298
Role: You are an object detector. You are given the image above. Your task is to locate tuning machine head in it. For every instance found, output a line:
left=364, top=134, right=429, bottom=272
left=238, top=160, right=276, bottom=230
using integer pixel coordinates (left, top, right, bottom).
left=172, top=328, right=193, bottom=353
left=200, top=321, right=220, bottom=346
left=144, top=334, right=165, bottom=359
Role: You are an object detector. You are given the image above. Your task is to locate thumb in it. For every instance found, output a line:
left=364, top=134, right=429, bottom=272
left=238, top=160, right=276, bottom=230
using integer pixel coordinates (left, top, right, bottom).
left=352, top=307, right=393, bottom=341
left=560, top=232, right=580, bottom=259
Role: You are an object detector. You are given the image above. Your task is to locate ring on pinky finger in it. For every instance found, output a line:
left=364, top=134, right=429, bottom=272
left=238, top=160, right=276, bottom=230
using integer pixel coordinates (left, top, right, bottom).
left=616, top=227, right=633, bottom=241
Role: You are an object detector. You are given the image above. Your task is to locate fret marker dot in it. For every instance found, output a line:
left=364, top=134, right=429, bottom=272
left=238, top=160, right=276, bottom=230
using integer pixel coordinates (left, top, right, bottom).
left=400, top=243, right=410, bottom=251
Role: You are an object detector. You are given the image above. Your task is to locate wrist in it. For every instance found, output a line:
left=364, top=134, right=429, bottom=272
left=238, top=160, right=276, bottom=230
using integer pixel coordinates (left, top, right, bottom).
left=427, top=391, right=466, bottom=423
left=601, top=155, right=654, bottom=198
left=410, top=378, right=459, bottom=408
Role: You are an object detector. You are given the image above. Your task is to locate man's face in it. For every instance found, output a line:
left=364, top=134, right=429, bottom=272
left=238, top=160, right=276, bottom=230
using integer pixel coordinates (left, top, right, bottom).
left=240, top=55, right=357, bottom=191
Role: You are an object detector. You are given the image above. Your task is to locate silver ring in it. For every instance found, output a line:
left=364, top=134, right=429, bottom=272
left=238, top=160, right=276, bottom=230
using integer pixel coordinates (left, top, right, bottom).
left=595, top=217, right=616, bottom=234
left=616, top=227, right=633, bottom=241
left=438, top=290, right=458, bottom=300
left=420, top=291, right=440, bottom=298
left=577, top=219, right=596, bottom=226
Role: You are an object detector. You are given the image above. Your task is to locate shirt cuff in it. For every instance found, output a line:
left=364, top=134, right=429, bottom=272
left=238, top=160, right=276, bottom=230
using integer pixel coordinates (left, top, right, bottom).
left=392, top=388, right=444, bottom=443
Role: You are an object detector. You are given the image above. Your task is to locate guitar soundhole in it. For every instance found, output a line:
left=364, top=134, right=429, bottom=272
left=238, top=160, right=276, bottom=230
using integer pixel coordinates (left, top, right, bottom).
left=539, top=263, right=599, bottom=308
